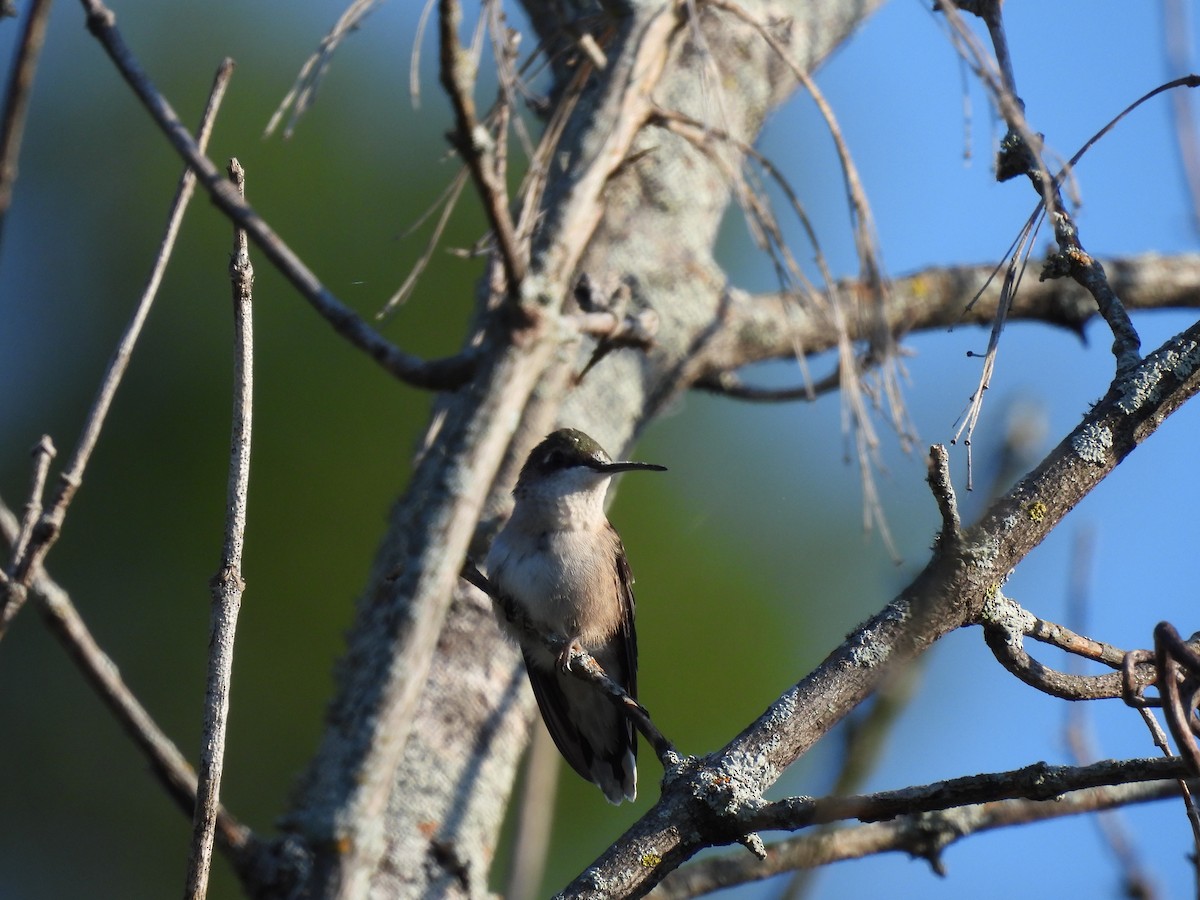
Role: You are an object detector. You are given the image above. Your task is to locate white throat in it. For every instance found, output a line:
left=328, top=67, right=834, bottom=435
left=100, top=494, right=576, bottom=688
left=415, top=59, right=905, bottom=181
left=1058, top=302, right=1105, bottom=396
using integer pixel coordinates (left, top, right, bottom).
left=512, top=467, right=611, bottom=532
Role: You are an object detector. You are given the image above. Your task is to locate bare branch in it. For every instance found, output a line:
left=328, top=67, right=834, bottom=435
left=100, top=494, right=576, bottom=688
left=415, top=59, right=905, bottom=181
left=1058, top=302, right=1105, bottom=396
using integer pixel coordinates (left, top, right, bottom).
left=184, top=158, right=256, bottom=900
left=78, top=0, right=476, bottom=390
left=652, top=778, right=1188, bottom=898
left=438, top=0, right=527, bottom=297
left=264, top=0, right=384, bottom=139
left=694, top=368, right=839, bottom=402
left=925, top=444, right=961, bottom=547
left=688, top=253, right=1200, bottom=381
left=0, top=0, right=54, bottom=248
left=978, top=591, right=1161, bottom=702
left=9, top=435, right=55, bottom=570
left=937, top=0, right=1143, bottom=371
left=748, top=757, right=1193, bottom=833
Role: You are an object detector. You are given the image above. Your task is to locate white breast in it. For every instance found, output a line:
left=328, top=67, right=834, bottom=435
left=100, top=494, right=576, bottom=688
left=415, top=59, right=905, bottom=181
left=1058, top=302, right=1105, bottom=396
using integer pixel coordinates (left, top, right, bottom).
left=485, top=519, right=623, bottom=653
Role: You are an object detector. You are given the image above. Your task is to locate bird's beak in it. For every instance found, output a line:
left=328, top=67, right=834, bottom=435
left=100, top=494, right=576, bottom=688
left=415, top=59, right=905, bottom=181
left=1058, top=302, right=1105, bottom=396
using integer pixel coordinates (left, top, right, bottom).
left=592, top=461, right=668, bottom=474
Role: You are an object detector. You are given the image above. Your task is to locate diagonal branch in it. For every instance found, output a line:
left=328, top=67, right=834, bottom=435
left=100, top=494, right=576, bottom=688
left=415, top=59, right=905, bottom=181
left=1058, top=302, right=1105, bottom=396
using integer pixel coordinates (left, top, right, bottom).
left=77, top=0, right=476, bottom=391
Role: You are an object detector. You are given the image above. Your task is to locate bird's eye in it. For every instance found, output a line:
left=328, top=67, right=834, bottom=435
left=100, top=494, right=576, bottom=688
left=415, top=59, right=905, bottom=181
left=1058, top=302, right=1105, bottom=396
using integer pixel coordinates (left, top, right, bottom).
left=543, top=449, right=563, bottom=468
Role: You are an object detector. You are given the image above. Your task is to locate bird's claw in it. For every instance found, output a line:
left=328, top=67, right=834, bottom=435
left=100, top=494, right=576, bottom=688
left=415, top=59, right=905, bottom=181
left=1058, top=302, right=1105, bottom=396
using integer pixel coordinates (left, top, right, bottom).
left=558, top=637, right=585, bottom=673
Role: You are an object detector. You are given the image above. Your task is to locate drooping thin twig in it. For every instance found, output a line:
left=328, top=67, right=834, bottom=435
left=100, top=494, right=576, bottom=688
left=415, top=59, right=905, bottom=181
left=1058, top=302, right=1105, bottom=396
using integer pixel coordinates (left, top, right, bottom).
left=0, top=0, right=54, bottom=249
left=409, top=0, right=438, bottom=109
left=700, top=0, right=911, bottom=556
left=950, top=211, right=1040, bottom=487
left=264, top=0, right=384, bottom=139
left=0, top=56, right=235, bottom=642
left=183, top=158, right=256, bottom=900
left=0, top=497, right=253, bottom=861
left=78, top=0, right=475, bottom=390
left=379, top=166, right=470, bottom=318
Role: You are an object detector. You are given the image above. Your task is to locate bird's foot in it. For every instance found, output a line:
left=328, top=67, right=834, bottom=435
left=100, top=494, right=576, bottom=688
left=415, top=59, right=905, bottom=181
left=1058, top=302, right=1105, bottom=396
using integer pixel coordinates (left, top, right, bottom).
left=558, top=636, right=585, bottom=672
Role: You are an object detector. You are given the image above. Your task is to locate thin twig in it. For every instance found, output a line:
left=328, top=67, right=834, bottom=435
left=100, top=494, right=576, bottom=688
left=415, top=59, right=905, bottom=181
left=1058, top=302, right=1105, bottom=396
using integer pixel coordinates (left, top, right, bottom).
left=703, top=0, right=908, bottom=556
left=749, top=756, right=1193, bottom=833
left=694, top=369, right=841, bottom=402
left=0, top=56, right=235, bottom=642
left=10, top=435, right=56, bottom=570
left=379, top=166, right=470, bottom=318
left=438, top=0, right=526, bottom=295
left=264, top=0, right=384, bottom=139
left=0, top=436, right=56, bottom=625
left=184, top=158, right=255, bottom=900
left=925, top=444, right=961, bottom=549
left=78, top=0, right=475, bottom=390
left=0, top=0, right=54, bottom=249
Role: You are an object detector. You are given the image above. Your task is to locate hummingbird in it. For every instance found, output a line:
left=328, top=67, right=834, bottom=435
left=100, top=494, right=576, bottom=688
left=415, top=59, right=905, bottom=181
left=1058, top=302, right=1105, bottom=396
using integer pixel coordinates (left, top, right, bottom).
left=485, top=428, right=665, bottom=804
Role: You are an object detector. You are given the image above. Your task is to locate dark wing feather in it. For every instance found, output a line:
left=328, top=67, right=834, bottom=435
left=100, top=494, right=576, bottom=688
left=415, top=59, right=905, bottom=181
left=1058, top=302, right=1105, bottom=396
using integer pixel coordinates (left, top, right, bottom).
left=613, top=535, right=638, bottom=762
left=522, top=653, right=599, bottom=783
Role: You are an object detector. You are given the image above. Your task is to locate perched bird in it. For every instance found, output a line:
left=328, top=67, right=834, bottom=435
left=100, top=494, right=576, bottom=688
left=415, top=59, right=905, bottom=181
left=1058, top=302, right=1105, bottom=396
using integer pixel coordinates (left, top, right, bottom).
left=485, top=428, right=665, bottom=803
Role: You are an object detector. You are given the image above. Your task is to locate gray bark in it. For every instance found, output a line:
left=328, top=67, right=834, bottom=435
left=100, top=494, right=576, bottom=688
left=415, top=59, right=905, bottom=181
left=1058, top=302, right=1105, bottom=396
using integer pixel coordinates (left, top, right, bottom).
left=272, top=1, right=886, bottom=896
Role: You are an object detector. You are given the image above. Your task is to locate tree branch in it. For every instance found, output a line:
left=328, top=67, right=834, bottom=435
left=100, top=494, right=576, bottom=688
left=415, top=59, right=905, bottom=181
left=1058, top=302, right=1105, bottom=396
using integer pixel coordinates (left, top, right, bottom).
left=0, top=0, right=54, bottom=248
left=184, top=158, right=256, bottom=900
left=438, top=0, right=526, bottom=296
left=652, top=777, right=1188, bottom=898
left=557, top=317, right=1200, bottom=897
left=76, top=0, right=476, bottom=391
left=689, top=253, right=1200, bottom=385
left=747, top=756, right=1192, bottom=832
